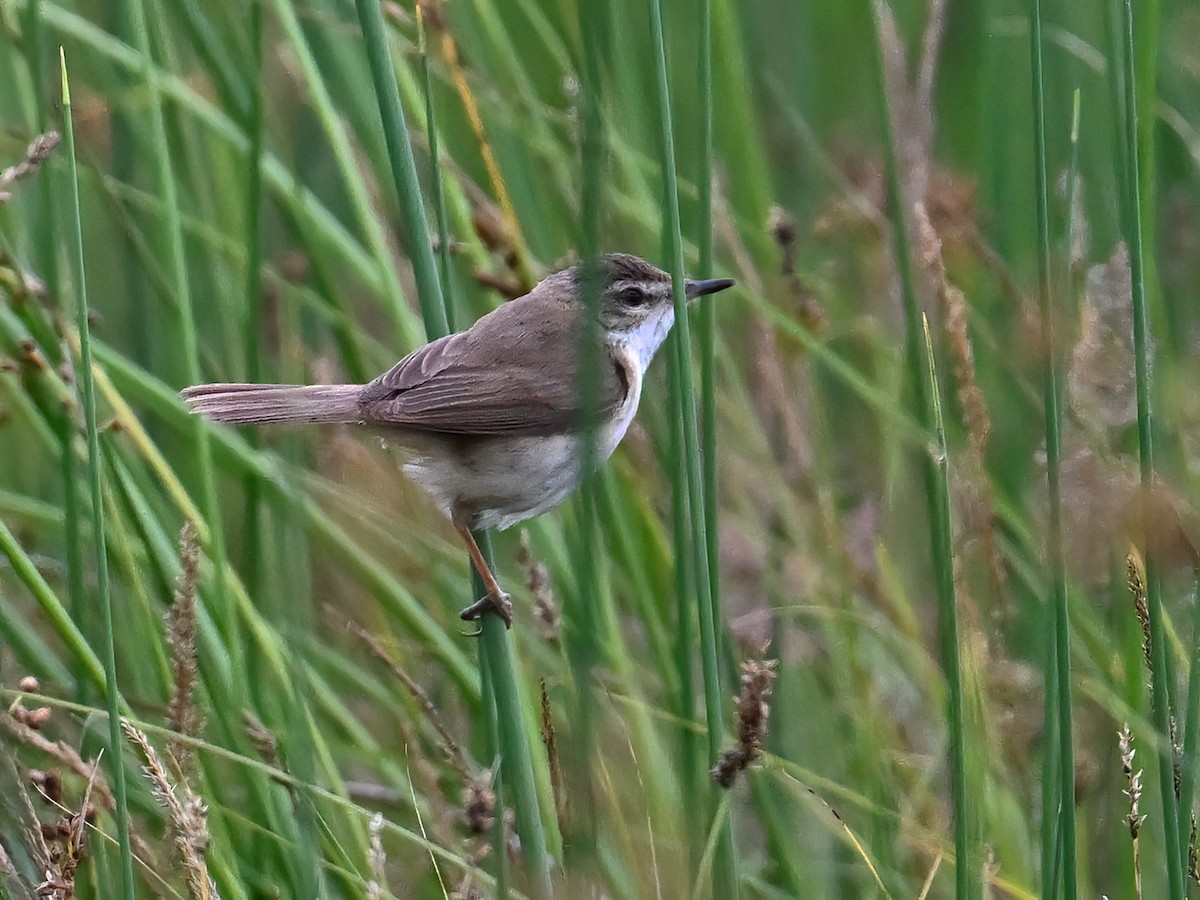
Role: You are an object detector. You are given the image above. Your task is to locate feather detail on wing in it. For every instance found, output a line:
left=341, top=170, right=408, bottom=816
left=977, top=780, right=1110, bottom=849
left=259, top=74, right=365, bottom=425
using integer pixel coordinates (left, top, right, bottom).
left=359, top=295, right=627, bottom=436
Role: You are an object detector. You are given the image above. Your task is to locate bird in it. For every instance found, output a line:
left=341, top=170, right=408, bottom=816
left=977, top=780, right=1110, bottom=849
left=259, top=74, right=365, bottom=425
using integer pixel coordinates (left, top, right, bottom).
left=182, top=253, right=734, bottom=627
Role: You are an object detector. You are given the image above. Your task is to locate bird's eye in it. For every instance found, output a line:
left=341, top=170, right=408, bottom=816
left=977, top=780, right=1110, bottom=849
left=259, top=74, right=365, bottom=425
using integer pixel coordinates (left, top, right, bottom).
left=619, top=286, right=646, bottom=306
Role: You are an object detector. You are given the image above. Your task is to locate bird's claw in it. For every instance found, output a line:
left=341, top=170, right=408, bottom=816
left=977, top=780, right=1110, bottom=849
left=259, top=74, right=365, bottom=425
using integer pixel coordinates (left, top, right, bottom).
left=459, top=590, right=513, bottom=629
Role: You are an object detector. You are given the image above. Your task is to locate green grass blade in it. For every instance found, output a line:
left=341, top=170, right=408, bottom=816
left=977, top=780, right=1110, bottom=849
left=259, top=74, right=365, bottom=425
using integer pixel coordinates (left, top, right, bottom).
left=868, top=3, right=971, bottom=896
left=646, top=0, right=738, bottom=894
left=922, top=314, right=970, bottom=900
left=416, top=4, right=456, bottom=333
left=1029, top=2, right=1076, bottom=895
left=696, top=0, right=719, bottom=625
left=125, top=0, right=238, bottom=674
left=565, top=0, right=610, bottom=857
left=1178, top=574, right=1200, bottom=880
left=58, top=48, right=136, bottom=900
left=353, top=0, right=447, bottom=339
left=1117, top=0, right=1184, bottom=895
left=239, top=0, right=265, bottom=595
left=353, top=1, right=551, bottom=890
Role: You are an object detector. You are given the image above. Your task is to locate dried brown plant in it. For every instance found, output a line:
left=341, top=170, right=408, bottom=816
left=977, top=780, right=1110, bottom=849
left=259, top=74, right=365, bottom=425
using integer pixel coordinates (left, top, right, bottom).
left=1119, top=725, right=1145, bottom=899
left=0, top=132, right=60, bottom=203
left=518, top=531, right=560, bottom=642
left=166, top=520, right=204, bottom=772
left=122, top=721, right=218, bottom=900
left=1069, top=244, right=1139, bottom=433
left=365, top=812, right=388, bottom=900
left=539, top=679, right=566, bottom=832
left=462, top=776, right=496, bottom=838
left=712, top=658, right=779, bottom=788
left=872, top=1, right=1005, bottom=627
left=1127, top=551, right=1152, bottom=676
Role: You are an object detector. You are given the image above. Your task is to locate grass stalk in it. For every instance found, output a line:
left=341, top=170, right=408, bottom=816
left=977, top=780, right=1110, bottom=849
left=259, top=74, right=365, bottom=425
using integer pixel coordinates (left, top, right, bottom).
left=697, top=0, right=719, bottom=630
left=415, top=3, right=455, bottom=332
left=478, top=646, right=509, bottom=897
left=58, top=49, right=136, bottom=899
left=0, top=510, right=104, bottom=692
left=925, top=312, right=969, bottom=900
left=240, top=0, right=265, bottom=596
left=564, top=0, right=611, bottom=857
left=1117, top=1, right=1184, bottom=895
left=23, top=0, right=89, bottom=703
left=479, top=619, right=552, bottom=896
left=126, top=0, right=237, bottom=666
left=868, top=3, right=971, bottom=895
left=354, top=1, right=551, bottom=889
left=1179, top=573, right=1200, bottom=884
left=646, top=0, right=738, bottom=894
left=353, top=0, right=447, bottom=338
left=1030, top=2, right=1077, bottom=895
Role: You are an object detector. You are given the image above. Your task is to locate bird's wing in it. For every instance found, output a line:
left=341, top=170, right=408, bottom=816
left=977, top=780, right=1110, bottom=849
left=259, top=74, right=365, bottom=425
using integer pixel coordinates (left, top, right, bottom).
left=360, top=299, right=628, bottom=436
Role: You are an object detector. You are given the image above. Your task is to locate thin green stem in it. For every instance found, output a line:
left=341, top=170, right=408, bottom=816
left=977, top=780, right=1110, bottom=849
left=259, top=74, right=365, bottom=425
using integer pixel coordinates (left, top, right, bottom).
left=1179, top=573, right=1200, bottom=885
left=646, top=0, right=738, bottom=895
left=868, top=2, right=971, bottom=896
left=354, top=1, right=550, bottom=889
left=1030, top=2, right=1077, bottom=896
left=240, top=0, right=265, bottom=596
left=1118, top=0, right=1184, bottom=894
left=921, top=313, right=969, bottom=898
left=1038, top=616, right=1061, bottom=900
left=126, top=0, right=237, bottom=670
left=59, top=49, right=136, bottom=900
left=478, top=643, right=509, bottom=898
left=567, top=0, right=611, bottom=858
left=416, top=4, right=455, bottom=333
left=353, top=0, right=447, bottom=339
left=697, top=0, right=719, bottom=637
left=0, top=510, right=107, bottom=695
left=480, top=612, right=552, bottom=897
left=24, top=0, right=88, bottom=704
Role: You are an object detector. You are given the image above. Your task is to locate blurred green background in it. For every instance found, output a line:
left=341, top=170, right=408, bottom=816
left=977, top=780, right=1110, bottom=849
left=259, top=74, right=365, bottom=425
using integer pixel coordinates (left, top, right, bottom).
left=2, top=0, right=1200, bottom=896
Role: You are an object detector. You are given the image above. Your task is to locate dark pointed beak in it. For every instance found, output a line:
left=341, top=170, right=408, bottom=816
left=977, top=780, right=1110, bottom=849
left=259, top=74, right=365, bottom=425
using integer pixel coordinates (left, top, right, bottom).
left=685, top=277, right=736, bottom=301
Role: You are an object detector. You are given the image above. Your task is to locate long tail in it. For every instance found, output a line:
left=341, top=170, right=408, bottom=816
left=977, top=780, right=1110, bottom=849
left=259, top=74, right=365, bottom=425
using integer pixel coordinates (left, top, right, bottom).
left=181, top=383, right=364, bottom=426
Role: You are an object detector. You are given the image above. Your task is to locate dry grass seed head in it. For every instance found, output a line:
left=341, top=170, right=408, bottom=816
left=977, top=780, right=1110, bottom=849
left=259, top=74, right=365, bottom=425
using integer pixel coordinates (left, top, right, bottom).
left=1069, top=243, right=1138, bottom=433
left=366, top=812, right=387, bottom=900
left=123, top=721, right=218, bottom=900
left=518, top=532, right=560, bottom=642
left=167, top=520, right=204, bottom=771
left=712, top=658, right=779, bottom=788
left=463, top=775, right=496, bottom=837
left=0, top=131, right=60, bottom=203
left=1127, top=551, right=1152, bottom=676
left=1118, top=725, right=1145, bottom=839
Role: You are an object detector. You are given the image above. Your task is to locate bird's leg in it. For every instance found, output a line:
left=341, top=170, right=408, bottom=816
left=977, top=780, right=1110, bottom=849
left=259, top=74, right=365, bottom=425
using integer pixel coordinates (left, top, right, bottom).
left=454, top=521, right=513, bottom=628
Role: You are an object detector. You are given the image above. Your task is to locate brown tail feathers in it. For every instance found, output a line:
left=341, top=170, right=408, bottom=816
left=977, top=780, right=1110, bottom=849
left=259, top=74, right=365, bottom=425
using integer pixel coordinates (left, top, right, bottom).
left=181, top=383, right=363, bottom=426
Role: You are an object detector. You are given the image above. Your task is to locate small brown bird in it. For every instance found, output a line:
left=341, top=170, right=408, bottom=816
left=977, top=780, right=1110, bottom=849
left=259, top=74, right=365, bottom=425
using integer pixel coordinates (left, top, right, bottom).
left=183, top=253, right=733, bottom=626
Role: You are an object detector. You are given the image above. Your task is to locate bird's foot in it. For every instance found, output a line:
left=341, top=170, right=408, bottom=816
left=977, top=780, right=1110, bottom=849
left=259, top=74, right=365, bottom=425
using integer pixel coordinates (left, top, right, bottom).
left=459, top=590, right=513, bottom=629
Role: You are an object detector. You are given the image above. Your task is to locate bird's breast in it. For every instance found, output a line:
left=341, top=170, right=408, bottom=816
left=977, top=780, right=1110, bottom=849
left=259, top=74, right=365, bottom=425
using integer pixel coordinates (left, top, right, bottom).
left=597, top=342, right=644, bottom=461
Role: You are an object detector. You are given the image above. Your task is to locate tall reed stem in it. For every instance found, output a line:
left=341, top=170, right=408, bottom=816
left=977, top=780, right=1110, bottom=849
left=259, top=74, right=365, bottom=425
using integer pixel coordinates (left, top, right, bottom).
left=353, top=1, right=551, bottom=891
left=1030, top=2, right=1077, bottom=895
left=646, top=0, right=738, bottom=894
left=60, top=49, right=136, bottom=900
left=868, top=3, right=971, bottom=895
left=1117, top=0, right=1184, bottom=895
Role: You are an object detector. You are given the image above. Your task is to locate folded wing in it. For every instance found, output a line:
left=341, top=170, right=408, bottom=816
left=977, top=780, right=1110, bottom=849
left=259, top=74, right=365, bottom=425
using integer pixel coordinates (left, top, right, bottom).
left=359, top=297, right=626, bottom=436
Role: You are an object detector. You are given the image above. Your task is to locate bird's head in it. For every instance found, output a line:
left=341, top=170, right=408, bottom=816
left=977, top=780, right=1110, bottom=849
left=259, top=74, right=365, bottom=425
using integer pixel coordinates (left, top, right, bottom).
left=581, top=253, right=734, bottom=371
